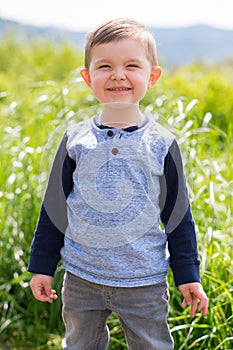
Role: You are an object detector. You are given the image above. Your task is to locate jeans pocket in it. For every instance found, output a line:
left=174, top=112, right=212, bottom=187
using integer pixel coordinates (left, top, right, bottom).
left=162, top=286, right=170, bottom=302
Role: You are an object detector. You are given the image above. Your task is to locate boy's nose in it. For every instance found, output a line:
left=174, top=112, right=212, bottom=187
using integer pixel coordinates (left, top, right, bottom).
left=111, top=67, right=126, bottom=80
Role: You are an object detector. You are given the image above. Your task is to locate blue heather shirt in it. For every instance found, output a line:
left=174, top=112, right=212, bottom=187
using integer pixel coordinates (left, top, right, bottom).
left=28, top=116, right=200, bottom=287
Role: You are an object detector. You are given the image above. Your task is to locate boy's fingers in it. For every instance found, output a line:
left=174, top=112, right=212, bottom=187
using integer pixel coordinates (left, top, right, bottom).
left=181, top=291, right=208, bottom=317
left=178, top=283, right=209, bottom=317
left=190, top=296, right=199, bottom=318
left=32, top=285, right=51, bottom=302
left=30, top=277, right=54, bottom=303
left=181, top=290, right=192, bottom=306
left=181, top=293, right=198, bottom=317
left=198, top=294, right=209, bottom=317
left=51, top=289, right=58, bottom=300
left=30, top=274, right=56, bottom=303
left=181, top=299, right=187, bottom=309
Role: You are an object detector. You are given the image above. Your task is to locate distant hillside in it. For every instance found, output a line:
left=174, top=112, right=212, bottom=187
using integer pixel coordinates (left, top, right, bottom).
left=1, top=17, right=233, bottom=67
left=150, top=25, right=233, bottom=67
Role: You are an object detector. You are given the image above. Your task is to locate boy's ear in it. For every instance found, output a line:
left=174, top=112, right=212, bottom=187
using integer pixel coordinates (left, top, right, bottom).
left=148, top=66, right=162, bottom=89
left=80, top=68, right=92, bottom=87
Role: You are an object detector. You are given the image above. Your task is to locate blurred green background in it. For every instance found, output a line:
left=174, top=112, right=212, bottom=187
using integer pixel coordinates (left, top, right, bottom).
left=0, top=35, right=233, bottom=349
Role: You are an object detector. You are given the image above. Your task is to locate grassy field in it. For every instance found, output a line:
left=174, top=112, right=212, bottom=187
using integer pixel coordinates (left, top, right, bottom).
left=0, top=38, right=233, bottom=349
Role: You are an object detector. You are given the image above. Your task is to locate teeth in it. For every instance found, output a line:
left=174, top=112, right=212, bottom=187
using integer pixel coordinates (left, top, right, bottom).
left=109, top=87, right=129, bottom=91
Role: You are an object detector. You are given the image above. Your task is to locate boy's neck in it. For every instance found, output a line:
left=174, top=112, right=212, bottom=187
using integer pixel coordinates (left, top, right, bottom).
left=99, top=103, right=145, bottom=129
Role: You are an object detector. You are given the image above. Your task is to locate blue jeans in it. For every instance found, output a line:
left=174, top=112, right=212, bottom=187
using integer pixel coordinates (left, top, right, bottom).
left=62, top=272, right=174, bottom=350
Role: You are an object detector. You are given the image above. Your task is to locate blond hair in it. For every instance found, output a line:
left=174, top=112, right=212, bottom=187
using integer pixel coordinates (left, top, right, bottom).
left=84, top=18, right=158, bottom=69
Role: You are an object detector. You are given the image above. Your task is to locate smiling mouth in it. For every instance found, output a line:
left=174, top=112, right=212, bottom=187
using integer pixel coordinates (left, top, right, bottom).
left=107, top=87, right=131, bottom=91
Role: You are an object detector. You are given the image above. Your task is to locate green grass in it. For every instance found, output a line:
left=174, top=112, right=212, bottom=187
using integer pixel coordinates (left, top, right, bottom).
left=0, top=39, right=232, bottom=349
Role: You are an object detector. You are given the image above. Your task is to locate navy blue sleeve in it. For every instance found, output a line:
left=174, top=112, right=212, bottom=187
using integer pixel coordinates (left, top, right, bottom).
left=28, top=133, right=76, bottom=276
left=160, top=139, right=200, bottom=286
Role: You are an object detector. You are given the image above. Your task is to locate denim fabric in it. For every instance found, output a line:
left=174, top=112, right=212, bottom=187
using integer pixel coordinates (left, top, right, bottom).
left=62, top=272, right=174, bottom=350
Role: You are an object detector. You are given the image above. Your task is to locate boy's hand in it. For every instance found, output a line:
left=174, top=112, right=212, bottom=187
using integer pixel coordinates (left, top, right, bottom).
left=30, top=274, right=57, bottom=303
left=178, top=282, right=208, bottom=318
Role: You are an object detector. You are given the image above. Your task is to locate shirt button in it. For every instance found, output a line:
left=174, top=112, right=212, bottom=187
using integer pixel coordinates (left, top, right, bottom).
left=107, top=130, right=114, bottom=137
left=112, top=148, right=119, bottom=155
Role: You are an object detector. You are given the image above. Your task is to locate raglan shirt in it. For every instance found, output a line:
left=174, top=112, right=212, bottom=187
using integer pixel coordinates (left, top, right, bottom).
left=28, top=116, right=200, bottom=287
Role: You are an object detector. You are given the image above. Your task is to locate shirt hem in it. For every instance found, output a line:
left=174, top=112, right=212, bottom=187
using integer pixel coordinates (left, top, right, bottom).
left=62, top=262, right=168, bottom=288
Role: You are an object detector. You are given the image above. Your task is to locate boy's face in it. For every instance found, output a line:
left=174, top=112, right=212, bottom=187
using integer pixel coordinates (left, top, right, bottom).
left=80, top=38, right=161, bottom=104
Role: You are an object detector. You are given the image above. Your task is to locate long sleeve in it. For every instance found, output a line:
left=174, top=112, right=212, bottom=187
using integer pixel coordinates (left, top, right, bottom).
left=28, top=133, right=76, bottom=276
left=160, top=139, right=200, bottom=286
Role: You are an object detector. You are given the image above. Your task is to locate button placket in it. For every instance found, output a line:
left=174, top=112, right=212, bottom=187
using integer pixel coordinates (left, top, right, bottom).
left=106, top=129, right=121, bottom=156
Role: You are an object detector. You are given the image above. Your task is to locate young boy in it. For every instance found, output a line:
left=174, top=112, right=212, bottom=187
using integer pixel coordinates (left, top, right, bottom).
left=28, top=18, right=208, bottom=349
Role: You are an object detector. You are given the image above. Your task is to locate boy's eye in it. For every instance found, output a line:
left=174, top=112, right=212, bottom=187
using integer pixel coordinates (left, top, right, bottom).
left=98, top=64, right=111, bottom=69
left=127, top=64, right=140, bottom=68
